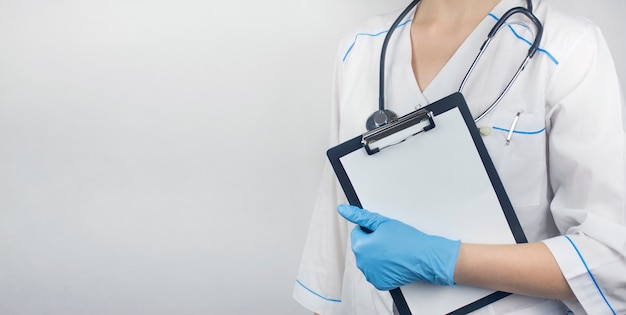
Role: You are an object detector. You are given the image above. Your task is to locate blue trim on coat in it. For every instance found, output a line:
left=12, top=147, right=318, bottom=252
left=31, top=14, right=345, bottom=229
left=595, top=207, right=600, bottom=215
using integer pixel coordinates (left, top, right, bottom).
left=492, top=126, right=546, bottom=135
left=564, top=235, right=616, bottom=315
left=342, top=12, right=559, bottom=65
left=342, top=19, right=413, bottom=62
left=296, top=279, right=342, bottom=303
left=487, top=13, right=559, bottom=65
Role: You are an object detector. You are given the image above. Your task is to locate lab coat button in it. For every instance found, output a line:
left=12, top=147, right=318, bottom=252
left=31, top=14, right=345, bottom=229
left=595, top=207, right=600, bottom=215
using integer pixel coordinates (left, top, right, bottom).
left=479, top=126, right=492, bottom=136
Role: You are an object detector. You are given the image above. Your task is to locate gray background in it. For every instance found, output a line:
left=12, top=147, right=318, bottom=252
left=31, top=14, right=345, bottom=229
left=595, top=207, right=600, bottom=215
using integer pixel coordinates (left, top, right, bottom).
left=1, top=1, right=624, bottom=314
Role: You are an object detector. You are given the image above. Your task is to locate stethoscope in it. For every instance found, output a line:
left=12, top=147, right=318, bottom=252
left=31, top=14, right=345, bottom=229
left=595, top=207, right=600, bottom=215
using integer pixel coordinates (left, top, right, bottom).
left=366, top=0, right=544, bottom=131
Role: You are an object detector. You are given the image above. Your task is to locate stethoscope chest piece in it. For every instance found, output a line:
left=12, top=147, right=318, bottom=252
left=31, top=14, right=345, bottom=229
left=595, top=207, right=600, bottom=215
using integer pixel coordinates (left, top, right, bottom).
left=366, top=109, right=399, bottom=131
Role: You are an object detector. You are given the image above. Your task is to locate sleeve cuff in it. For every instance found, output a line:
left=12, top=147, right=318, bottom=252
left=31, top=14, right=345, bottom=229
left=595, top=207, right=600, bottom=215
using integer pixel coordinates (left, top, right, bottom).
left=293, top=279, right=342, bottom=315
left=543, top=235, right=617, bottom=315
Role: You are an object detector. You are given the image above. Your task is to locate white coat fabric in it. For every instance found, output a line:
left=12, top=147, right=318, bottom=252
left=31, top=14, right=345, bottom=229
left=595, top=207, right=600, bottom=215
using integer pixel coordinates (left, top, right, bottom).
left=294, top=0, right=626, bottom=314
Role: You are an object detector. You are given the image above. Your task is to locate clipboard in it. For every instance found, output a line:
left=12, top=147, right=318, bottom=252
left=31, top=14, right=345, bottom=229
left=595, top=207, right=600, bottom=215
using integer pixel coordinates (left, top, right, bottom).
left=327, top=92, right=527, bottom=315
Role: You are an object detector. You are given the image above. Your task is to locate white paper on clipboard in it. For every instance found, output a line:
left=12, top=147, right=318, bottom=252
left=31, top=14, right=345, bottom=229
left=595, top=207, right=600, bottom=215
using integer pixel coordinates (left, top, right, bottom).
left=327, top=93, right=526, bottom=315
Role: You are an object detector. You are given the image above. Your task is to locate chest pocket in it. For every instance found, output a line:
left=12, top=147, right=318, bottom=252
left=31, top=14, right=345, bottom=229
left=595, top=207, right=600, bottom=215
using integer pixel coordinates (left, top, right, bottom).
left=482, top=109, right=548, bottom=208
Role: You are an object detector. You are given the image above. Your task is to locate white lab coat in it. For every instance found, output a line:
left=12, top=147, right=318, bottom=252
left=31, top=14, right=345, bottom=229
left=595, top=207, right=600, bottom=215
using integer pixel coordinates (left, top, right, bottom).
left=294, top=0, right=626, bottom=314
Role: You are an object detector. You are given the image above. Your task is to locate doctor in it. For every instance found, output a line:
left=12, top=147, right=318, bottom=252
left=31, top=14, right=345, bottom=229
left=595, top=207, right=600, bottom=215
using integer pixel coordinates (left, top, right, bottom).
left=294, top=0, right=626, bottom=314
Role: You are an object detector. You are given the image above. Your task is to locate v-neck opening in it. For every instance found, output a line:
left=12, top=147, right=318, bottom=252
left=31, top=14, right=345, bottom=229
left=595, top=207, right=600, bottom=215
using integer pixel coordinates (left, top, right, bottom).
left=404, top=0, right=516, bottom=99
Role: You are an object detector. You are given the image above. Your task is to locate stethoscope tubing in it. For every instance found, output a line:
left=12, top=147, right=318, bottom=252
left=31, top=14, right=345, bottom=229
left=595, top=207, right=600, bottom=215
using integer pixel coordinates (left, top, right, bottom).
left=377, top=0, right=420, bottom=112
left=372, top=0, right=543, bottom=130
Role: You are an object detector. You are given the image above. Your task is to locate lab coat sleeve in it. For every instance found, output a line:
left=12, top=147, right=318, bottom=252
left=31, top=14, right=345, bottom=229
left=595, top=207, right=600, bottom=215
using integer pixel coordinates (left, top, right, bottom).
left=542, top=24, right=626, bottom=315
left=293, top=51, right=350, bottom=315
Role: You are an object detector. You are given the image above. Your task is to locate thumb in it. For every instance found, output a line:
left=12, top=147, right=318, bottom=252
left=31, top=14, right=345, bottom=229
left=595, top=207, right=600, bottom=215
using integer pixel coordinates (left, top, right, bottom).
left=337, top=204, right=389, bottom=232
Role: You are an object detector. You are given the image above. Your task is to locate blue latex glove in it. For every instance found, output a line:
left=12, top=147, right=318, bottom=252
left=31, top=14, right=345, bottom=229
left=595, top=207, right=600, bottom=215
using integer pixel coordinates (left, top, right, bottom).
left=337, top=204, right=461, bottom=291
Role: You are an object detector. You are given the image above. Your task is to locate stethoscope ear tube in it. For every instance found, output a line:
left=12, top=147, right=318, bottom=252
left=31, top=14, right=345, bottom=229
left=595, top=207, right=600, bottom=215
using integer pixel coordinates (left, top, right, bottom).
left=368, top=0, right=543, bottom=130
left=488, top=6, right=543, bottom=58
left=461, top=5, right=543, bottom=123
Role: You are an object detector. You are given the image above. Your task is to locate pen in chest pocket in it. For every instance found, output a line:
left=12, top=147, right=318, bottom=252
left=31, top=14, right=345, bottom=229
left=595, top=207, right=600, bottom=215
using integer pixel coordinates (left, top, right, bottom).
left=506, top=111, right=523, bottom=145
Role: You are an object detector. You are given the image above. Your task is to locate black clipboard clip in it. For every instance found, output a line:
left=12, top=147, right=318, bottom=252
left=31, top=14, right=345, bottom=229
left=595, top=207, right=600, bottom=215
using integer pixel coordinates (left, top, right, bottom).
left=362, top=108, right=435, bottom=155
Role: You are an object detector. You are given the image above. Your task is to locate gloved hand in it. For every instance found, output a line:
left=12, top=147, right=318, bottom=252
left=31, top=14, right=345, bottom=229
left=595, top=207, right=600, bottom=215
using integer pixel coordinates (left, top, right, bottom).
left=337, top=204, right=461, bottom=291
